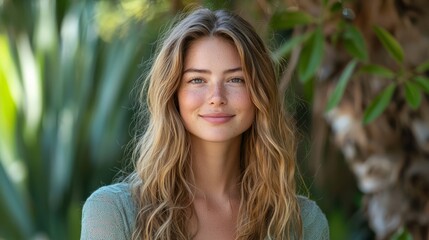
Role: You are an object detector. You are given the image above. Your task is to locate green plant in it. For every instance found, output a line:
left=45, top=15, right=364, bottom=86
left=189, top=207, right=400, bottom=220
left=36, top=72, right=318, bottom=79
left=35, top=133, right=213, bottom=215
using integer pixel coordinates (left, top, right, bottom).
left=269, top=1, right=429, bottom=239
left=0, top=0, right=169, bottom=238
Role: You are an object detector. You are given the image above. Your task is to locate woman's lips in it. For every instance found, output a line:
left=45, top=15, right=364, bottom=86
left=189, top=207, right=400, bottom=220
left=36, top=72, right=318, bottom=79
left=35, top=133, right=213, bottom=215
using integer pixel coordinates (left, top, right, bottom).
left=199, top=113, right=235, bottom=124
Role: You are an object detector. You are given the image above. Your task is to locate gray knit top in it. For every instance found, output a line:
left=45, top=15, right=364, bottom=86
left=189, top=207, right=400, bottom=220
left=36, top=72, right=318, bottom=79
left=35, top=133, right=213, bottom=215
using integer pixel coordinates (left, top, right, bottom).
left=81, top=183, right=329, bottom=239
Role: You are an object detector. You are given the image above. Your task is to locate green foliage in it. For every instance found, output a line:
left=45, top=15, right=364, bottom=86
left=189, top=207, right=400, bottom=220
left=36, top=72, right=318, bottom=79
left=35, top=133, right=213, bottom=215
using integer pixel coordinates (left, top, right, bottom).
left=363, top=83, right=396, bottom=124
left=325, top=60, right=358, bottom=111
left=322, top=0, right=330, bottom=8
left=0, top=36, right=18, bottom=165
left=391, top=227, right=414, bottom=240
left=328, top=209, right=350, bottom=240
left=1, top=0, right=426, bottom=238
left=416, top=59, right=429, bottom=73
left=413, top=76, right=429, bottom=93
left=0, top=32, right=33, bottom=240
left=298, top=27, right=324, bottom=83
left=270, top=10, right=314, bottom=30
left=404, top=81, right=422, bottom=109
left=0, top=0, right=169, bottom=238
left=0, top=159, right=33, bottom=239
left=373, top=26, right=404, bottom=63
left=330, top=2, right=343, bottom=12
left=269, top=4, right=427, bottom=128
left=359, top=64, right=395, bottom=79
left=267, top=1, right=427, bottom=238
left=272, top=33, right=309, bottom=61
left=342, top=24, right=368, bottom=61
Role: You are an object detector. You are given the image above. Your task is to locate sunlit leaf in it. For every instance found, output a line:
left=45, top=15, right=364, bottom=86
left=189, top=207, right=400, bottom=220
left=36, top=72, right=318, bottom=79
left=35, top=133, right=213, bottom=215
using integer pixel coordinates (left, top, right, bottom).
left=49, top=3, right=83, bottom=210
left=298, top=27, right=324, bottom=83
left=325, top=60, right=358, bottom=111
left=363, top=83, right=396, bottom=124
left=0, top=36, right=18, bottom=161
left=0, top=74, right=26, bottom=238
left=90, top=24, right=142, bottom=166
left=373, top=26, right=404, bottom=63
left=17, top=35, right=43, bottom=139
left=416, top=59, right=429, bottom=73
left=404, top=81, right=422, bottom=109
left=359, top=64, right=395, bottom=79
left=270, top=10, right=313, bottom=30
left=343, top=24, right=368, bottom=61
left=0, top=0, right=161, bottom=238
left=413, top=76, right=429, bottom=93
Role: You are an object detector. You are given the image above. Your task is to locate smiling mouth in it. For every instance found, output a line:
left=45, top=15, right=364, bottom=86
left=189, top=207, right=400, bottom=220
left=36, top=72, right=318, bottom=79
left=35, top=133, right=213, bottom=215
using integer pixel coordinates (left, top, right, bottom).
left=199, top=114, right=235, bottom=124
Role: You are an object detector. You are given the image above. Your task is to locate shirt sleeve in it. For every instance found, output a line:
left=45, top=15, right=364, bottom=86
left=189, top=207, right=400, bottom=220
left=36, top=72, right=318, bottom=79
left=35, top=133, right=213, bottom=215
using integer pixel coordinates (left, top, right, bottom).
left=80, top=186, right=130, bottom=240
left=299, top=196, right=330, bottom=240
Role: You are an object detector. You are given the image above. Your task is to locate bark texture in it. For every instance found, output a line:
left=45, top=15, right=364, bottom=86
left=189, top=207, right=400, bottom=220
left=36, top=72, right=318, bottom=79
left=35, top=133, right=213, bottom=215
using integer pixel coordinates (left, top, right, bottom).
left=294, top=0, right=429, bottom=239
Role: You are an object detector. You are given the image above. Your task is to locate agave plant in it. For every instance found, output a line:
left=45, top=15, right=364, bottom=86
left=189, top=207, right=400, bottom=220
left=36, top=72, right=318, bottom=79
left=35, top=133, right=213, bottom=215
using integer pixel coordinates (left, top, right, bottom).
left=0, top=0, right=172, bottom=238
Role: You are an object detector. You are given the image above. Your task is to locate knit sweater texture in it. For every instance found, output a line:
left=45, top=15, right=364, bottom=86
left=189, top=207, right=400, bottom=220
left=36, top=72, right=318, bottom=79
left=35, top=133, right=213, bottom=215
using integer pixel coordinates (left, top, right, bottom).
left=81, top=183, right=329, bottom=239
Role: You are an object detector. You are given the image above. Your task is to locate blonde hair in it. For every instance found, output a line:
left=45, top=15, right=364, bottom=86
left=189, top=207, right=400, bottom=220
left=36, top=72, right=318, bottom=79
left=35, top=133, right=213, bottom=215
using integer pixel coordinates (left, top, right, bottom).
left=129, top=8, right=302, bottom=239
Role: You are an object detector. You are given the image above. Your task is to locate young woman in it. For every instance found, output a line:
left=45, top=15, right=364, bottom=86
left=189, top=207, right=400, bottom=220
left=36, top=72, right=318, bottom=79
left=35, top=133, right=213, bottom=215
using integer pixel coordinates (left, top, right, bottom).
left=81, top=8, right=329, bottom=240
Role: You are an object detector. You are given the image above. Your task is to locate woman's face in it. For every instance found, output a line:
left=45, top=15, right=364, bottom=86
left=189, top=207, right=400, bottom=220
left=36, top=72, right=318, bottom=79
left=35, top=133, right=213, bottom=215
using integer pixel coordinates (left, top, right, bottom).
left=177, top=36, right=255, bottom=143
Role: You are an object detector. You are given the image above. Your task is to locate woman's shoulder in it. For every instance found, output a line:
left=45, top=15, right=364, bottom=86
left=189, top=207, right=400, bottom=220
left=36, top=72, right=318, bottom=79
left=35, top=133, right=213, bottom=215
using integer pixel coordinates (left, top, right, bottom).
left=81, top=183, right=137, bottom=240
left=297, top=195, right=330, bottom=239
left=84, top=182, right=137, bottom=219
left=86, top=182, right=133, bottom=203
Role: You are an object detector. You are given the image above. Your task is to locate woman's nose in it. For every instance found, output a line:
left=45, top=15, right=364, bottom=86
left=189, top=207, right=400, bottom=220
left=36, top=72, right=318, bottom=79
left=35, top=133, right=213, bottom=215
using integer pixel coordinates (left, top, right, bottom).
left=209, top=83, right=227, bottom=105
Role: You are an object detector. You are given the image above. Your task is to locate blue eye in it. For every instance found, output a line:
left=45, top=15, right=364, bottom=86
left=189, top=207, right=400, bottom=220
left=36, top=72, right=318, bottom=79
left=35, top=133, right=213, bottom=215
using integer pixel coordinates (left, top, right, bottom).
left=189, top=78, right=204, bottom=84
left=230, top=78, right=244, bottom=83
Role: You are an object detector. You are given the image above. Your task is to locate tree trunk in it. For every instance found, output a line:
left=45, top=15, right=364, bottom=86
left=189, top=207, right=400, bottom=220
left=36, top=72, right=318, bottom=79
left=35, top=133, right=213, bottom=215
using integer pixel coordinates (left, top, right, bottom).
left=295, top=0, right=429, bottom=239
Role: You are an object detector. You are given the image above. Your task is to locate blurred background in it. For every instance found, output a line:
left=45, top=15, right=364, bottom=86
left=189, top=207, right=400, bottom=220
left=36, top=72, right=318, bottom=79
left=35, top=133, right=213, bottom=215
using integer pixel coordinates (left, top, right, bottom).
left=1, top=0, right=428, bottom=239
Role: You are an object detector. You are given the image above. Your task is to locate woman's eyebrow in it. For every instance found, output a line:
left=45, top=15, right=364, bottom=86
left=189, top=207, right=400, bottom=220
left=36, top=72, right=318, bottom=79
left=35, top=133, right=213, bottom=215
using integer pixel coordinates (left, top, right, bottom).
left=183, top=67, right=242, bottom=74
left=183, top=68, right=210, bottom=74
left=224, top=67, right=242, bottom=74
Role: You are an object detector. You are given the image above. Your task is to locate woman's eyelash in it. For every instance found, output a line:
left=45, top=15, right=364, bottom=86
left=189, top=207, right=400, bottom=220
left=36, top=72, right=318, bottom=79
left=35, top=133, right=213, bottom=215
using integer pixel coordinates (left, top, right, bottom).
left=229, top=77, right=244, bottom=83
left=187, top=77, right=244, bottom=84
left=189, top=78, right=204, bottom=84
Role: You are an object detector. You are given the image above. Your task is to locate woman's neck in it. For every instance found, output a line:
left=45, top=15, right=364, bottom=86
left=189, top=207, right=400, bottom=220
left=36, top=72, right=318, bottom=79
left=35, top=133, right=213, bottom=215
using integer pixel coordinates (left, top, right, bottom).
left=190, top=135, right=242, bottom=200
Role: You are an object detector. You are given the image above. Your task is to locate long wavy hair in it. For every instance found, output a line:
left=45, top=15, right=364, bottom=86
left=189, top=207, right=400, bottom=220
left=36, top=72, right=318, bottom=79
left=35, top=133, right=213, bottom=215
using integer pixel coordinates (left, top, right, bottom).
left=129, top=8, right=302, bottom=240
